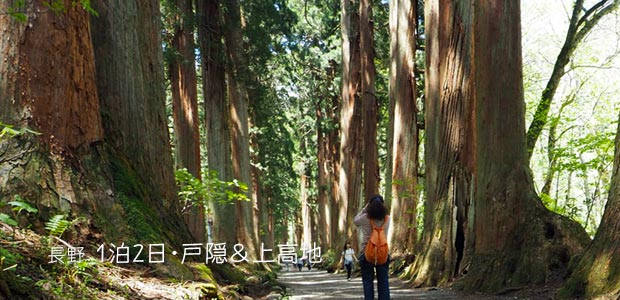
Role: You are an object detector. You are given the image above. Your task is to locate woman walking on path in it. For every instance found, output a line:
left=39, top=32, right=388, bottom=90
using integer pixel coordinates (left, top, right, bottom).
left=340, top=241, right=358, bottom=281
left=354, top=194, right=390, bottom=300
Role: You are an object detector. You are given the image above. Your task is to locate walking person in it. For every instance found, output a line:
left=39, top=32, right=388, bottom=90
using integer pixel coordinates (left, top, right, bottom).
left=340, top=241, right=358, bottom=281
left=354, top=194, right=390, bottom=300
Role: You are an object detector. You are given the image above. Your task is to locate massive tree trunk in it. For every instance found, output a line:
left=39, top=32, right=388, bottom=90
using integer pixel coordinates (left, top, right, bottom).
left=0, top=0, right=191, bottom=251
left=222, top=0, right=258, bottom=258
left=387, top=0, right=418, bottom=256
left=460, top=0, right=590, bottom=292
left=169, top=0, right=205, bottom=242
left=558, top=112, right=620, bottom=299
left=360, top=0, right=379, bottom=199
left=91, top=0, right=181, bottom=214
left=0, top=1, right=102, bottom=149
left=197, top=0, right=236, bottom=245
left=339, top=0, right=364, bottom=251
left=0, top=1, right=104, bottom=217
left=409, top=0, right=474, bottom=286
left=411, top=0, right=590, bottom=291
left=317, top=62, right=341, bottom=252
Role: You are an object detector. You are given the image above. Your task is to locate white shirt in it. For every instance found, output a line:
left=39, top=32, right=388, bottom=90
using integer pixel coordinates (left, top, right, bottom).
left=342, top=248, right=355, bottom=263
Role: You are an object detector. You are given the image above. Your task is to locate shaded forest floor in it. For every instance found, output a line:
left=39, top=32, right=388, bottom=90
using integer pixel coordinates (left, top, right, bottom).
left=278, top=268, right=561, bottom=299
left=0, top=223, right=284, bottom=300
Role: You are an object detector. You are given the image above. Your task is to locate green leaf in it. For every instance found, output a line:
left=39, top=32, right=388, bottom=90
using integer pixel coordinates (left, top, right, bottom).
left=0, top=213, right=18, bottom=226
left=45, top=215, right=71, bottom=237
left=9, top=196, right=38, bottom=214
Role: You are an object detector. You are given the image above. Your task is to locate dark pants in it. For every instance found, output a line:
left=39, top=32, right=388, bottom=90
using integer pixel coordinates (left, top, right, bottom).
left=345, top=260, right=353, bottom=278
left=359, top=254, right=390, bottom=300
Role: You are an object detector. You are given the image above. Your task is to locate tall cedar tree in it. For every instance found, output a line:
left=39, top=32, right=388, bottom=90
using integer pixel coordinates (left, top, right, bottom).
left=0, top=0, right=191, bottom=257
left=222, top=0, right=258, bottom=258
left=387, top=0, right=418, bottom=255
left=410, top=0, right=591, bottom=291
left=169, top=0, right=205, bottom=242
left=197, top=0, right=237, bottom=245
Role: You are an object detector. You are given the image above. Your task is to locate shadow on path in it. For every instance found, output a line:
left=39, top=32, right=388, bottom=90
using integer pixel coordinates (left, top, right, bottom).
left=277, top=269, right=463, bottom=300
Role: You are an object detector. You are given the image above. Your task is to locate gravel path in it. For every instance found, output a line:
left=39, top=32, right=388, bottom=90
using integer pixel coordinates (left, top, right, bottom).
left=278, top=269, right=465, bottom=300
left=278, top=269, right=556, bottom=300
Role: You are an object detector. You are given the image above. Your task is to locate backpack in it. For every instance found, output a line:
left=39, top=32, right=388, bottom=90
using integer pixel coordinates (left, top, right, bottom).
left=364, top=215, right=389, bottom=265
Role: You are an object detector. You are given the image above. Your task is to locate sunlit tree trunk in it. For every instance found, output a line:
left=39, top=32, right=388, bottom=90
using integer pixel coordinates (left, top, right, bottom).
left=0, top=1, right=102, bottom=149
left=197, top=0, right=236, bottom=245
left=0, top=0, right=104, bottom=219
left=409, top=0, right=474, bottom=286
left=328, top=89, right=342, bottom=251
left=300, top=171, right=312, bottom=250
left=461, top=0, right=590, bottom=292
left=360, top=0, right=379, bottom=199
left=222, top=0, right=257, bottom=258
left=387, top=0, right=418, bottom=256
left=316, top=98, right=332, bottom=250
left=339, top=0, right=364, bottom=251
left=169, top=0, right=204, bottom=242
left=412, top=0, right=590, bottom=291
left=558, top=113, right=620, bottom=298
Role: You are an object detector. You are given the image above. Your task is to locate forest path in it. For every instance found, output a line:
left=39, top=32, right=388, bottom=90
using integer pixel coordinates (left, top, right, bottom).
left=278, top=268, right=463, bottom=299
left=277, top=268, right=554, bottom=299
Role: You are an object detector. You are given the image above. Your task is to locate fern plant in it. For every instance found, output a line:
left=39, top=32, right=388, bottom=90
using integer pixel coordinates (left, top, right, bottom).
left=45, top=215, right=71, bottom=237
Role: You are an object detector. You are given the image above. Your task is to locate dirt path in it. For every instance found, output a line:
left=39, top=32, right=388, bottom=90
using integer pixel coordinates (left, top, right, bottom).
left=277, top=269, right=555, bottom=300
left=278, top=269, right=464, bottom=299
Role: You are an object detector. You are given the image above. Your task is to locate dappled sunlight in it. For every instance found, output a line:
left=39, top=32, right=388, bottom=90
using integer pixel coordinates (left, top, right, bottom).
left=278, top=269, right=467, bottom=299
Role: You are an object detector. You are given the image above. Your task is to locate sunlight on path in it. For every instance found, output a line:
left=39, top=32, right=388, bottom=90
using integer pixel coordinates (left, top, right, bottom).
left=278, top=269, right=462, bottom=300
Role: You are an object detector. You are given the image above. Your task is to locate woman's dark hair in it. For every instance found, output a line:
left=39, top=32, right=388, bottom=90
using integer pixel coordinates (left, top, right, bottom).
left=367, top=194, right=387, bottom=220
left=343, top=241, right=350, bottom=251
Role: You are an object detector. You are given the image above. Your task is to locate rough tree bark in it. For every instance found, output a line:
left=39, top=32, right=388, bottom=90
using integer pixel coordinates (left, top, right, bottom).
left=387, top=0, right=418, bottom=256
left=338, top=0, right=364, bottom=251
left=460, top=0, right=591, bottom=292
left=316, top=96, right=332, bottom=250
left=0, top=0, right=192, bottom=253
left=197, top=0, right=236, bottom=245
left=0, top=1, right=102, bottom=149
left=169, top=0, right=205, bottom=242
left=0, top=0, right=104, bottom=218
left=328, top=81, right=342, bottom=251
left=91, top=0, right=182, bottom=214
left=360, top=0, right=379, bottom=199
left=409, top=0, right=475, bottom=286
left=222, top=0, right=258, bottom=258
left=411, top=0, right=591, bottom=291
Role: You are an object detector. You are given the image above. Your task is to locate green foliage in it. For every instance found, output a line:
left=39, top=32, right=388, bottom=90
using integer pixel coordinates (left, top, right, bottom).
left=0, top=213, right=17, bottom=226
left=9, top=195, right=38, bottom=215
left=175, top=168, right=250, bottom=215
left=0, top=195, right=38, bottom=227
left=3, top=0, right=97, bottom=22
left=0, top=247, right=22, bottom=271
left=5, top=0, right=27, bottom=22
left=45, top=215, right=71, bottom=237
left=42, top=0, right=98, bottom=16
left=35, top=257, right=100, bottom=299
left=0, top=122, right=40, bottom=140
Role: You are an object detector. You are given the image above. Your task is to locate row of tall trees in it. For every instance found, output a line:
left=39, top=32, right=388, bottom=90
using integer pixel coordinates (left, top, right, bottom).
left=294, top=0, right=620, bottom=298
left=2, top=0, right=620, bottom=298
